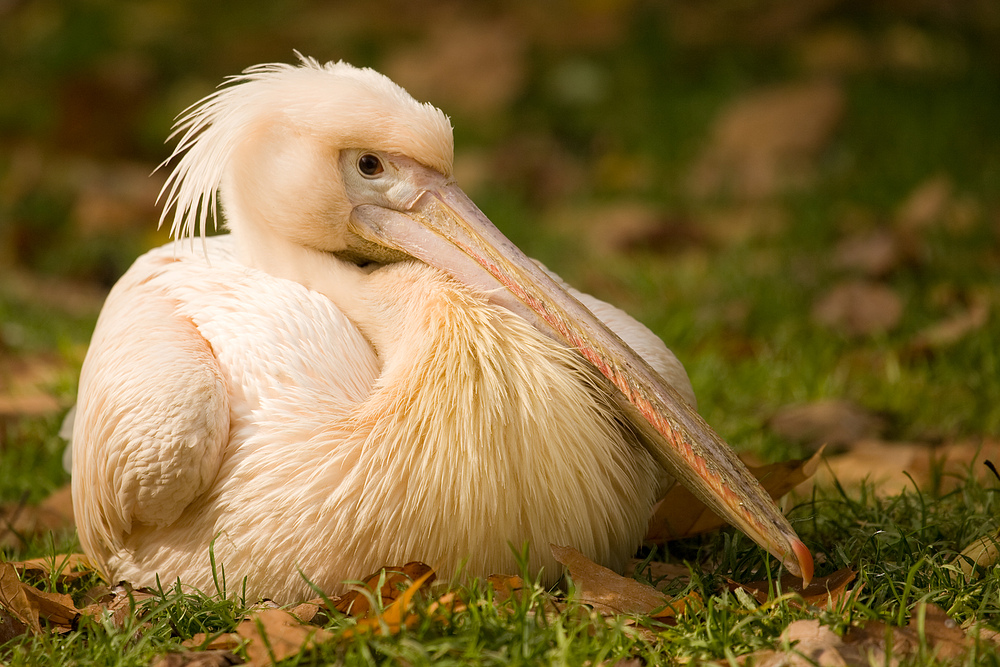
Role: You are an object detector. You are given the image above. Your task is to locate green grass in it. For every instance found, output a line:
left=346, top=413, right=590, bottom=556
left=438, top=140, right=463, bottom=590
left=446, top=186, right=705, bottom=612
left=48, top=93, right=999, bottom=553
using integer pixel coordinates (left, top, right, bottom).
left=3, top=2, right=1000, bottom=664
left=2, top=471, right=999, bottom=664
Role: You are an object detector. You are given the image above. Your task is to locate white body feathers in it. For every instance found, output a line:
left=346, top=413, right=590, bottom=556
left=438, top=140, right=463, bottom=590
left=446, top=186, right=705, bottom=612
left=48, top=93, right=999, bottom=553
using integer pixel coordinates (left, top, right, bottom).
left=71, top=58, right=697, bottom=603
left=74, top=237, right=691, bottom=602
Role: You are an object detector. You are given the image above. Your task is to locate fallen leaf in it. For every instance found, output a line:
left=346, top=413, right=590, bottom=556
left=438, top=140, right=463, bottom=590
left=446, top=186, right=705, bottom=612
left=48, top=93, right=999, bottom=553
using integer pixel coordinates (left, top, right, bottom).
left=832, top=228, right=904, bottom=277
left=747, top=618, right=850, bottom=667
left=181, top=632, right=243, bottom=651
left=645, top=449, right=823, bottom=543
left=237, top=609, right=333, bottom=667
left=21, top=585, right=80, bottom=629
left=490, top=133, right=586, bottom=205
left=700, top=203, right=789, bottom=245
left=769, top=400, right=885, bottom=450
left=486, top=574, right=524, bottom=604
left=550, top=544, right=683, bottom=618
left=0, top=562, right=40, bottom=636
left=548, top=202, right=702, bottom=258
left=425, top=590, right=467, bottom=620
left=334, top=561, right=435, bottom=617
left=287, top=601, right=322, bottom=624
left=909, top=293, right=990, bottom=354
left=12, top=553, right=92, bottom=583
left=811, top=280, right=903, bottom=337
left=905, top=603, right=969, bottom=661
left=810, top=437, right=1000, bottom=495
left=896, top=174, right=953, bottom=232
left=953, top=529, right=1000, bottom=579
left=0, top=353, right=68, bottom=418
left=0, top=606, right=29, bottom=644
left=80, top=583, right=157, bottom=631
left=342, top=568, right=435, bottom=637
left=687, top=80, right=844, bottom=199
left=733, top=567, right=856, bottom=609
left=150, top=650, right=241, bottom=667
left=840, top=604, right=969, bottom=665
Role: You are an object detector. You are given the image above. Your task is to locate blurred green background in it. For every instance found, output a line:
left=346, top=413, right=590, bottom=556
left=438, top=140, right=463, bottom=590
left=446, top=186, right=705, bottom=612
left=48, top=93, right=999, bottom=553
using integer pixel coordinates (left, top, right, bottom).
left=1, top=0, right=999, bottom=478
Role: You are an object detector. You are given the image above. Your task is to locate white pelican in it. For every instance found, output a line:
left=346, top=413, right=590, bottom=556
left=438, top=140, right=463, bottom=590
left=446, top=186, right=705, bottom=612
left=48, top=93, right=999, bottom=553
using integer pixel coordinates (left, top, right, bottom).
left=71, top=56, right=811, bottom=604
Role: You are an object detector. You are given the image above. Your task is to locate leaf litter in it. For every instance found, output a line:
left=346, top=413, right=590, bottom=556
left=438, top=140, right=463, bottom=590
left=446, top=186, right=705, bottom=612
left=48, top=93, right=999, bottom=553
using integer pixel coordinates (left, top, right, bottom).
left=0, top=446, right=824, bottom=660
left=3, top=428, right=997, bottom=663
left=743, top=603, right=999, bottom=667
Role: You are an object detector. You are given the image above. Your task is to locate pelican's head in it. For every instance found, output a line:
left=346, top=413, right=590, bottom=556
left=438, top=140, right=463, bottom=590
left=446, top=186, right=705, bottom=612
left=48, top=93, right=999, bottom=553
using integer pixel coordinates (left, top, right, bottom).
left=160, top=56, right=812, bottom=585
left=161, top=55, right=453, bottom=263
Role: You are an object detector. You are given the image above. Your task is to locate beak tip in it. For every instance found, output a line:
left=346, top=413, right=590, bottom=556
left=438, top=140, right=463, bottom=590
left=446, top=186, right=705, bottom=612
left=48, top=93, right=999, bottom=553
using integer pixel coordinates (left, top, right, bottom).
left=790, top=537, right=814, bottom=587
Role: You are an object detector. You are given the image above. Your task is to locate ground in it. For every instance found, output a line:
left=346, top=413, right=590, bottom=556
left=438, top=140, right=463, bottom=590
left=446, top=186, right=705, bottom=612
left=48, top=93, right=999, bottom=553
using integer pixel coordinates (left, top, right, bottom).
left=1, top=1, right=999, bottom=664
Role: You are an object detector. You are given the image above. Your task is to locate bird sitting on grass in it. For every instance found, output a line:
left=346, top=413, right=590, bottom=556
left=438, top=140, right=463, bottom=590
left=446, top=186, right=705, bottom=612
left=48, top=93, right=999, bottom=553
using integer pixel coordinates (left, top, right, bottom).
left=70, top=56, right=811, bottom=604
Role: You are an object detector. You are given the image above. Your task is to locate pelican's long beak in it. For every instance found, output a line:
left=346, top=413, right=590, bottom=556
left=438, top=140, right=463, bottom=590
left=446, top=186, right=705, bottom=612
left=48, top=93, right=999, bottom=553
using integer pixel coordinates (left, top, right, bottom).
left=350, top=166, right=813, bottom=585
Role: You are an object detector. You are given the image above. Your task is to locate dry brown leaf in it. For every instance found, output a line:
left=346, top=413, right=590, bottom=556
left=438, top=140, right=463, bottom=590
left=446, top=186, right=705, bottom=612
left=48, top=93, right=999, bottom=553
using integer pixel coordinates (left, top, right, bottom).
left=0, top=351, right=66, bottom=418
left=700, top=204, right=789, bottom=245
left=832, top=228, right=904, bottom=277
left=0, top=559, right=82, bottom=636
left=0, top=394, right=61, bottom=417
left=645, top=449, right=822, bottom=543
left=733, top=567, right=856, bottom=609
left=181, top=631, right=243, bottom=651
left=486, top=574, right=524, bottom=604
left=550, top=544, right=685, bottom=619
left=896, top=174, right=953, bottom=232
left=953, top=528, right=1000, bottom=580
left=909, top=294, right=990, bottom=354
left=334, top=561, right=435, bottom=617
left=83, top=584, right=157, bottom=631
left=904, top=604, right=970, bottom=661
left=769, top=400, right=885, bottom=449
left=745, top=618, right=849, bottom=667
left=840, top=604, right=969, bottom=665
left=151, top=650, right=241, bottom=667
left=287, top=601, right=322, bottom=624
left=237, top=608, right=333, bottom=667
left=12, top=553, right=92, bottom=583
left=548, top=202, right=689, bottom=258
left=0, top=562, right=41, bottom=636
left=0, top=606, right=29, bottom=645
left=810, top=437, right=1000, bottom=495
left=425, top=590, right=467, bottom=621
left=21, top=585, right=80, bottom=629
left=342, top=568, right=435, bottom=638
left=687, top=80, right=844, bottom=199
left=812, top=280, right=904, bottom=337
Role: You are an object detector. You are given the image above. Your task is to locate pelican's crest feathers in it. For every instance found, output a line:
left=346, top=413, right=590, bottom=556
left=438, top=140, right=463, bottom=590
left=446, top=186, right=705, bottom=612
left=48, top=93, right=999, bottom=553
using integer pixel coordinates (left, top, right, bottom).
left=158, top=55, right=454, bottom=241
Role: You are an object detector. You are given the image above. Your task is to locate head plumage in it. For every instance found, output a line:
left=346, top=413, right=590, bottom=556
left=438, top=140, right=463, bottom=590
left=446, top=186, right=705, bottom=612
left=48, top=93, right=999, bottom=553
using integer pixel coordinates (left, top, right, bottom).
left=157, top=54, right=454, bottom=241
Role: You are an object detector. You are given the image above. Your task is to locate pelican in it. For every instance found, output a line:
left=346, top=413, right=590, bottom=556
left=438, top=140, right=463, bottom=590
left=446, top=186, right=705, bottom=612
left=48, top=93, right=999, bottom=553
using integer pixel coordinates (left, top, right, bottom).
left=71, top=56, right=811, bottom=604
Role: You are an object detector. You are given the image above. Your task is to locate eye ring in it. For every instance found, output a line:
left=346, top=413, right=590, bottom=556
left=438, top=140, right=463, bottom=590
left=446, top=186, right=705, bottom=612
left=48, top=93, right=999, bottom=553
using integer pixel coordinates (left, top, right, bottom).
left=358, top=153, right=384, bottom=177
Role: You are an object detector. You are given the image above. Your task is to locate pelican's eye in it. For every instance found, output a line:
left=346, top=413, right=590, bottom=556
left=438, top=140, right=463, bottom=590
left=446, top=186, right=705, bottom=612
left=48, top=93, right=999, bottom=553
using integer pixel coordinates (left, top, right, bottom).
left=358, top=153, right=384, bottom=177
